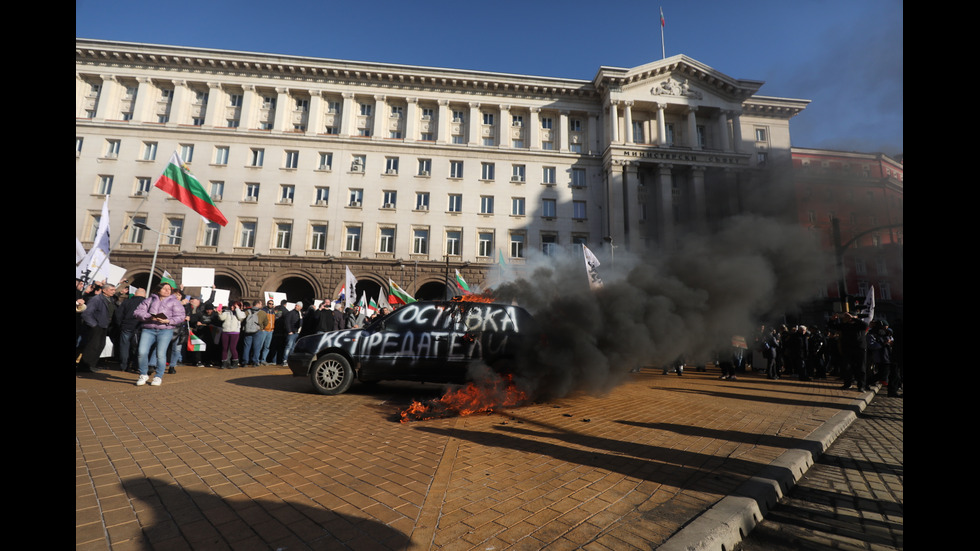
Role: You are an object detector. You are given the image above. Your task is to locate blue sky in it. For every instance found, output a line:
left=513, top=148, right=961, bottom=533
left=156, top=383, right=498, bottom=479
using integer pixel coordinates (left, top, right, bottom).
left=76, top=0, right=903, bottom=157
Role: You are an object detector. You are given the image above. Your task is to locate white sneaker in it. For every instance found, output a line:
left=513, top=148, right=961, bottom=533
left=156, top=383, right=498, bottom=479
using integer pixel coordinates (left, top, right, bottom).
left=136, top=374, right=149, bottom=386
left=150, top=377, right=163, bottom=386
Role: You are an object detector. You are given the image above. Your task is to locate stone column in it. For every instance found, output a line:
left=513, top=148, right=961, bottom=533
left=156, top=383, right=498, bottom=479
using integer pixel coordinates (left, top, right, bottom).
left=372, top=95, right=387, bottom=139
left=203, top=82, right=224, bottom=127
left=609, top=101, right=619, bottom=144
left=340, top=92, right=355, bottom=137
left=624, top=101, right=634, bottom=144
left=404, top=97, right=418, bottom=142
left=731, top=110, right=743, bottom=152
left=499, top=104, right=510, bottom=148
left=437, top=99, right=450, bottom=144
left=529, top=107, right=541, bottom=150
left=686, top=107, right=700, bottom=149
left=307, top=91, right=324, bottom=136
left=717, top=110, right=731, bottom=151
left=170, top=80, right=191, bottom=126
left=131, top=77, right=153, bottom=123
left=240, top=85, right=258, bottom=130
left=656, top=103, right=667, bottom=146
left=94, top=75, right=118, bottom=121
left=558, top=111, right=569, bottom=152
left=656, top=164, right=675, bottom=250
left=273, top=88, right=291, bottom=131
left=468, top=103, right=481, bottom=145
left=623, top=163, right=641, bottom=250
left=691, top=166, right=707, bottom=234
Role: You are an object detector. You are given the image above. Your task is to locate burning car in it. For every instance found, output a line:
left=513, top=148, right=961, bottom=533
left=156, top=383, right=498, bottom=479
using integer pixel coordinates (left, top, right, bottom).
left=287, top=300, right=539, bottom=395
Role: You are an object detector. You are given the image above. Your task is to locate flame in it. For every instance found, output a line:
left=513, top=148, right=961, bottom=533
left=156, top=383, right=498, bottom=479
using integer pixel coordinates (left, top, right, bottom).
left=451, top=293, right=496, bottom=303
left=400, top=374, right=529, bottom=422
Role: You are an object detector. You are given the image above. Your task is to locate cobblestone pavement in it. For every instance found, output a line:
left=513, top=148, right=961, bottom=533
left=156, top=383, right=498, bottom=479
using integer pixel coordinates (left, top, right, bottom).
left=736, top=393, right=903, bottom=551
left=77, top=364, right=882, bottom=550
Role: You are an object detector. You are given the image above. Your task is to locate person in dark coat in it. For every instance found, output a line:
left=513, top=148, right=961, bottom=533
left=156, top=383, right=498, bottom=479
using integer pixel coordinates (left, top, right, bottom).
left=833, top=312, right=870, bottom=391
left=331, top=302, right=347, bottom=331
left=281, top=302, right=304, bottom=365
left=114, top=288, right=146, bottom=372
left=77, top=282, right=117, bottom=373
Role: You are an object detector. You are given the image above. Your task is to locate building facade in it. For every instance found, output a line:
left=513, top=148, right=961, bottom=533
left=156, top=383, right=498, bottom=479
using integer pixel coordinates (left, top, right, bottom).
left=791, top=147, right=904, bottom=321
left=76, top=39, right=808, bottom=302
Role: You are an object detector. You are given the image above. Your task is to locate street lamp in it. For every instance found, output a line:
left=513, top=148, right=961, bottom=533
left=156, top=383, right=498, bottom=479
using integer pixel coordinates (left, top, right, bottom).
left=133, top=221, right=182, bottom=291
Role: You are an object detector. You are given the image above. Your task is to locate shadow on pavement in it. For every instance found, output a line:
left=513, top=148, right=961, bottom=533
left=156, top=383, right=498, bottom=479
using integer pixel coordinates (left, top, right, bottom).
left=118, top=476, right=409, bottom=550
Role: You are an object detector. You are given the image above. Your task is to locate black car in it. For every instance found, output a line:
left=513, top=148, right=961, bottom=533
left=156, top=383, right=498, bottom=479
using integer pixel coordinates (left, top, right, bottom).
left=288, top=301, right=538, bottom=395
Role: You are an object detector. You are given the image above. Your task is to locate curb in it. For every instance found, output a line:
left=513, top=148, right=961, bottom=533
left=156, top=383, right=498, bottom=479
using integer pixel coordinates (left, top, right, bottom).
left=658, top=385, right=877, bottom=551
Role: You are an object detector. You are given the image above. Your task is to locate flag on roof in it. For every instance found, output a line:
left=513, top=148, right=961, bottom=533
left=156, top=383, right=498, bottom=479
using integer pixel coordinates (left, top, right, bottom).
left=155, top=152, right=228, bottom=226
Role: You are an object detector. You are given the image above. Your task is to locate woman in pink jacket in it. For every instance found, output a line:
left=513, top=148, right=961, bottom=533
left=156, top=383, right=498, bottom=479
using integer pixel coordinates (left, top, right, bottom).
left=133, top=282, right=186, bottom=386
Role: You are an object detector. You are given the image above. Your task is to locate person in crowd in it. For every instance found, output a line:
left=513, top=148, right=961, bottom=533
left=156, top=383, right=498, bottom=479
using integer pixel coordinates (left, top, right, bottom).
left=217, top=301, right=247, bottom=368
left=242, top=300, right=269, bottom=367
left=315, top=301, right=334, bottom=333
left=267, top=300, right=289, bottom=366
left=281, top=301, right=304, bottom=365
left=257, top=299, right=276, bottom=365
left=114, top=288, right=146, bottom=373
left=784, top=325, right=810, bottom=381
left=77, top=282, right=117, bottom=373
left=166, top=289, right=189, bottom=373
left=332, top=301, right=347, bottom=331
left=133, top=282, right=185, bottom=386
left=183, top=296, right=206, bottom=367
left=832, top=312, right=870, bottom=391
left=763, top=328, right=780, bottom=380
left=198, top=302, right=222, bottom=367
left=808, top=328, right=828, bottom=379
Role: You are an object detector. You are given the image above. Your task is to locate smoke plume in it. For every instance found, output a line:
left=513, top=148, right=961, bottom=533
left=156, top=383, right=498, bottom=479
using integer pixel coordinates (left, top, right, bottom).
left=487, top=214, right=833, bottom=400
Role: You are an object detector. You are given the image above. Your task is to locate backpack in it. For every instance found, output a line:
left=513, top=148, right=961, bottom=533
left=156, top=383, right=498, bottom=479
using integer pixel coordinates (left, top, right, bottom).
left=243, top=310, right=261, bottom=333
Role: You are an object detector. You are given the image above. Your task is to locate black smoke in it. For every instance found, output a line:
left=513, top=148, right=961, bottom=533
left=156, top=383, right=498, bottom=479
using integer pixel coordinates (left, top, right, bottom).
left=488, top=214, right=833, bottom=400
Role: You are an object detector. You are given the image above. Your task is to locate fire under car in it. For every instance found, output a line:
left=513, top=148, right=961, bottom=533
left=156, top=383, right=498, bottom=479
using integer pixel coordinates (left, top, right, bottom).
left=287, top=300, right=539, bottom=395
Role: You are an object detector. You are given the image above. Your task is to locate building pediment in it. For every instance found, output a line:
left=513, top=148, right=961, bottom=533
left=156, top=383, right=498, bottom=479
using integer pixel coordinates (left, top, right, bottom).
left=593, top=55, right=764, bottom=105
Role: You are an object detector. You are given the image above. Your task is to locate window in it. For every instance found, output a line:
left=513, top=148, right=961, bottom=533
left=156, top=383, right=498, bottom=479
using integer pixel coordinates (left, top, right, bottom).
left=542, top=234, right=558, bottom=256
left=569, top=119, right=582, bottom=132
left=413, top=229, right=429, bottom=255
left=192, top=117, right=205, bottom=126
left=755, top=128, right=768, bottom=142
left=180, top=145, right=194, bottom=163
left=249, top=148, right=264, bottom=167
left=166, top=218, right=183, bottom=245
left=310, top=224, right=327, bottom=251
left=307, top=187, right=327, bottom=208
left=452, top=110, right=464, bottom=123
left=382, top=190, right=397, bottom=208
left=757, top=152, right=768, bottom=165
left=359, top=104, right=372, bottom=116
left=262, top=96, right=276, bottom=109
left=512, top=197, right=525, bottom=216
left=229, top=94, right=243, bottom=107
left=390, top=106, right=404, bottom=118
left=541, top=117, right=553, bottom=129
left=664, top=124, right=675, bottom=146
left=385, top=157, right=399, bottom=175
left=275, top=222, right=292, bottom=249
left=482, top=137, right=495, bottom=146
left=326, top=101, right=340, bottom=114
left=450, top=160, right=464, bottom=179
left=104, top=140, right=120, bottom=158
left=389, top=130, right=403, bottom=139
left=542, top=140, right=554, bottom=150
left=239, top=221, right=256, bottom=248
left=135, top=177, right=152, bottom=196
left=357, top=128, right=372, bottom=137
left=571, top=168, right=586, bottom=187
left=97, top=175, right=113, bottom=195
left=543, top=167, right=556, bottom=184
left=479, top=232, right=494, bottom=257
left=284, top=150, right=299, bottom=169
left=513, top=139, right=525, bottom=148
left=416, top=192, right=430, bottom=210
left=569, top=143, right=582, bottom=153
left=632, top=121, right=644, bottom=143
left=244, top=183, right=260, bottom=202
left=318, top=152, right=333, bottom=170
left=348, top=188, right=363, bottom=207
left=345, top=226, right=362, bottom=252
left=510, top=233, right=525, bottom=258
left=480, top=196, right=494, bottom=214
left=573, top=200, right=587, bottom=220
left=512, top=115, right=523, bottom=127
left=511, top=165, right=525, bottom=182
left=482, top=113, right=494, bottom=126
left=422, top=108, right=434, bottom=120
left=295, top=99, right=309, bottom=112
left=378, top=227, right=395, bottom=253
left=876, top=258, right=888, bottom=275
left=697, top=125, right=706, bottom=148
left=421, top=132, right=434, bottom=142
left=214, top=146, right=229, bottom=165
left=280, top=185, right=295, bottom=204
left=448, top=194, right=462, bottom=213
left=128, top=216, right=146, bottom=244
left=481, top=162, right=495, bottom=180
left=446, top=231, right=461, bottom=256
left=76, top=137, right=84, bottom=155
left=542, top=198, right=556, bottom=218
left=202, top=222, right=220, bottom=247
left=418, top=158, right=432, bottom=176
left=141, top=142, right=157, bottom=161
left=452, top=135, right=465, bottom=145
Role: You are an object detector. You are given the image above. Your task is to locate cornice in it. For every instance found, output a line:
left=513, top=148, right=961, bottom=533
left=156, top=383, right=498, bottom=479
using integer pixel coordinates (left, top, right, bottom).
left=76, top=39, right=599, bottom=102
left=593, top=55, right=765, bottom=101
left=743, top=95, right=810, bottom=119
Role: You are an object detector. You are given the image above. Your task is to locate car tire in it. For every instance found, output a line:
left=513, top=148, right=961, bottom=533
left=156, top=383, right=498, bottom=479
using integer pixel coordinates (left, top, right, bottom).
left=310, top=353, right=354, bottom=395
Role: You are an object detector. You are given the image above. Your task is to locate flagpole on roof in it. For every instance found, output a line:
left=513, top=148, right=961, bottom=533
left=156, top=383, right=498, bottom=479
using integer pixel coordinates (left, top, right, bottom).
left=660, top=6, right=666, bottom=59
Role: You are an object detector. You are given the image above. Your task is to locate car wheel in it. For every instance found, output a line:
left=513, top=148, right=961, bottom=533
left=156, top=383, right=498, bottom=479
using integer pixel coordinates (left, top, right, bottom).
left=310, top=353, right=353, bottom=395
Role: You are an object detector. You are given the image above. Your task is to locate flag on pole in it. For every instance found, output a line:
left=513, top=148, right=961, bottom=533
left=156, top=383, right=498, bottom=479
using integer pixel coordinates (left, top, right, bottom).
left=77, top=198, right=111, bottom=280
left=865, top=286, right=876, bottom=321
left=660, top=6, right=665, bottom=27
left=155, top=152, right=228, bottom=226
left=160, top=270, right=177, bottom=288
left=583, top=245, right=603, bottom=289
left=187, top=329, right=207, bottom=352
left=377, top=288, right=391, bottom=310
left=388, top=279, right=416, bottom=306
left=366, top=296, right=378, bottom=317
left=344, top=266, right=358, bottom=309
left=454, top=269, right=472, bottom=295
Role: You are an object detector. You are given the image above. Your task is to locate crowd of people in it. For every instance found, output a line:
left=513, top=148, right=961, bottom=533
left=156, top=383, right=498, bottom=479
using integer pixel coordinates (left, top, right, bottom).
left=76, top=278, right=392, bottom=385
left=752, top=312, right=902, bottom=396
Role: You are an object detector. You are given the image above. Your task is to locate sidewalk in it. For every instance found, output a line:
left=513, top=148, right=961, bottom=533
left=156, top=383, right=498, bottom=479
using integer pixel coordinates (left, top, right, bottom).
left=76, top=365, right=889, bottom=550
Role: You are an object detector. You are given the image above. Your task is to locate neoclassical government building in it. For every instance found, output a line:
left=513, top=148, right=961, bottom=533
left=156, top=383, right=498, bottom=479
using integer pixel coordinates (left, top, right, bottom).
left=76, top=38, right=809, bottom=302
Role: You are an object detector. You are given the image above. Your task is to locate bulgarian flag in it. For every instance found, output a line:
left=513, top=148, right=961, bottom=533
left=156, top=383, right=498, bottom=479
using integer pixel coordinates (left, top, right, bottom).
left=155, top=152, right=228, bottom=226
left=160, top=270, right=177, bottom=289
left=187, top=329, right=207, bottom=352
left=454, top=269, right=472, bottom=295
left=388, top=279, right=416, bottom=306
left=367, top=297, right=378, bottom=317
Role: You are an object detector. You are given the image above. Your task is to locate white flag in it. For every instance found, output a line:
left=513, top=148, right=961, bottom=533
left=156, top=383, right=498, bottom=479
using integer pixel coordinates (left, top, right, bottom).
left=345, top=266, right=358, bottom=309
left=583, top=245, right=603, bottom=289
left=377, top=287, right=391, bottom=310
left=76, top=199, right=111, bottom=280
